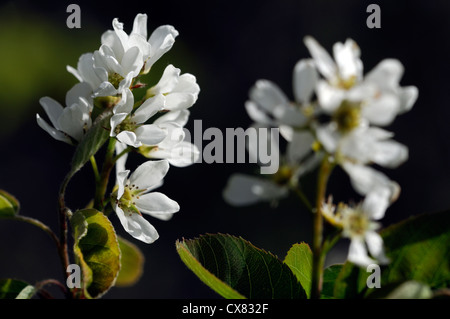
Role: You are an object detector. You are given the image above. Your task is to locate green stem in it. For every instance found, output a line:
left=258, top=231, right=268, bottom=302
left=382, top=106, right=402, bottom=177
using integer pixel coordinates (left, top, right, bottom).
left=90, top=155, right=100, bottom=183
left=58, top=172, right=73, bottom=298
left=93, top=138, right=116, bottom=211
left=311, top=157, right=333, bottom=299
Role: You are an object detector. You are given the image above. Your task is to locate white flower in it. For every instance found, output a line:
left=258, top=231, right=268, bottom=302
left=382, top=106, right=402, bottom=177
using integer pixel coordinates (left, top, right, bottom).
left=146, top=64, right=200, bottom=111
left=67, top=52, right=133, bottom=97
left=110, top=88, right=167, bottom=148
left=245, top=58, right=318, bottom=141
left=304, top=36, right=418, bottom=132
left=99, top=13, right=178, bottom=76
left=322, top=196, right=390, bottom=267
left=139, top=110, right=200, bottom=167
left=36, top=82, right=93, bottom=144
left=223, top=128, right=320, bottom=206
left=114, top=160, right=180, bottom=244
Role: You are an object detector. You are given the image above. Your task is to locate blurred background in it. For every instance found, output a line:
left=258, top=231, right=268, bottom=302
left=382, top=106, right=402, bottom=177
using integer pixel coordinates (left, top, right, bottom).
left=1, top=0, right=450, bottom=298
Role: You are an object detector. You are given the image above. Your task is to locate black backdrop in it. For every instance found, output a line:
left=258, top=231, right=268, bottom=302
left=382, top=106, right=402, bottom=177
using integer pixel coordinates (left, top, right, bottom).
left=1, top=0, right=450, bottom=298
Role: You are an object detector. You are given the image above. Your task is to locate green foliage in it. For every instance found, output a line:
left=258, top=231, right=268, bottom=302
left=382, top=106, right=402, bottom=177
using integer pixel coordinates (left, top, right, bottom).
left=283, top=243, right=313, bottom=298
left=0, top=279, right=35, bottom=299
left=70, top=112, right=112, bottom=176
left=321, top=265, right=343, bottom=299
left=71, top=208, right=121, bottom=299
left=116, top=236, right=145, bottom=287
left=176, top=233, right=307, bottom=299
left=333, top=210, right=450, bottom=298
left=0, top=190, right=20, bottom=217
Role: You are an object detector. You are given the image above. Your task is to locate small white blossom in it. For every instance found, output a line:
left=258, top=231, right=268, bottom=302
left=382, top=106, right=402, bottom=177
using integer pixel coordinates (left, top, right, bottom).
left=139, top=110, right=200, bottom=167
left=36, top=82, right=93, bottom=144
left=322, top=196, right=390, bottom=267
left=114, top=160, right=180, bottom=244
left=146, top=64, right=200, bottom=111
left=245, top=58, right=318, bottom=141
left=110, top=88, right=167, bottom=148
left=223, top=128, right=320, bottom=206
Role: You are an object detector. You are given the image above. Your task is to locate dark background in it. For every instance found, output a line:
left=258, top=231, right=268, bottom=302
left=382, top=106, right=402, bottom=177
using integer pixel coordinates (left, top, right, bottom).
left=1, top=0, right=450, bottom=298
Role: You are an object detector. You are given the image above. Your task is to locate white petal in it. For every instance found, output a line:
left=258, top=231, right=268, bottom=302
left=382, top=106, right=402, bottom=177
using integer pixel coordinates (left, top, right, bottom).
left=145, top=25, right=178, bottom=72
left=249, top=80, right=289, bottom=114
left=93, top=81, right=119, bottom=97
left=316, top=81, right=345, bottom=113
left=287, top=131, right=314, bottom=164
left=113, top=88, right=134, bottom=114
left=36, top=114, right=72, bottom=144
left=293, top=58, right=318, bottom=104
left=121, top=46, right=143, bottom=77
left=348, top=238, right=375, bottom=267
left=245, top=101, right=274, bottom=126
left=316, top=123, right=339, bottom=154
left=365, top=59, right=404, bottom=90
left=101, top=30, right=125, bottom=61
left=272, top=104, right=307, bottom=127
left=153, top=109, right=190, bottom=127
left=365, top=231, right=390, bottom=264
left=333, top=38, right=362, bottom=81
left=342, top=162, right=399, bottom=200
left=115, top=142, right=129, bottom=177
left=65, top=82, right=93, bottom=108
left=150, top=141, right=200, bottom=167
left=362, top=188, right=390, bottom=220
left=57, top=103, right=86, bottom=141
left=223, top=174, right=288, bottom=206
left=149, top=64, right=180, bottom=95
left=115, top=206, right=159, bottom=244
left=362, top=93, right=401, bottom=126
left=132, top=13, right=148, bottom=39
left=134, top=124, right=167, bottom=145
left=399, top=86, right=418, bottom=114
left=110, top=113, right=128, bottom=137
left=303, top=36, right=337, bottom=81
left=135, top=192, right=180, bottom=216
left=39, top=97, right=64, bottom=130
left=164, top=92, right=197, bottom=111
left=372, top=140, right=408, bottom=168
left=116, top=170, right=130, bottom=199
left=129, top=160, right=170, bottom=190
left=116, top=130, right=141, bottom=148
left=132, top=94, right=165, bottom=124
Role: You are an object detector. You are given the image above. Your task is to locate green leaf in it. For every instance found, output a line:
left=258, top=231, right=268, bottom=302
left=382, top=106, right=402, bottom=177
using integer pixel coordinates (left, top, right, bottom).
left=115, top=236, right=144, bottom=287
left=380, top=210, right=450, bottom=289
left=333, top=210, right=450, bottom=298
left=0, top=190, right=20, bottom=217
left=70, top=111, right=112, bottom=176
left=321, top=264, right=343, bottom=299
left=385, top=281, right=433, bottom=299
left=0, top=279, right=35, bottom=299
left=176, top=233, right=307, bottom=299
left=71, top=208, right=121, bottom=299
left=283, top=243, right=313, bottom=298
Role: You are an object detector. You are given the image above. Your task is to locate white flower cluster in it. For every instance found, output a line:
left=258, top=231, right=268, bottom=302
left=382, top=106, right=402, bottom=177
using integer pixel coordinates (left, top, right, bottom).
left=37, top=14, right=200, bottom=244
left=224, top=36, right=418, bottom=266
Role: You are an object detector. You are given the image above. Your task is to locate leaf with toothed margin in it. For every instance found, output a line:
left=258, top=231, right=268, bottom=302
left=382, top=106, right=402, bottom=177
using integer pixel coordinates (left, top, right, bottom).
left=176, top=233, right=307, bottom=299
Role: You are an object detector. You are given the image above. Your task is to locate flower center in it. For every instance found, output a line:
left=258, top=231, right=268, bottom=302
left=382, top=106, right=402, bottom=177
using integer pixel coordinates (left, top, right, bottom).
left=333, top=100, right=361, bottom=133
left=117, top=184, right=146, bottom=216
left=115, top=117, right=138, bottom=135
left=272, top=165, right=294, bottom=186
left=342, top=208, right=370, bottom=237
left=108, top=72, right=124, bottom=89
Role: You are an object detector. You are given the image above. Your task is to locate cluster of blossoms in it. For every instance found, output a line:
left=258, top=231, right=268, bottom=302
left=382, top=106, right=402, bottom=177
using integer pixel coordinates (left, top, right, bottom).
left=224, top=36, right=418, bottom=266
left=37, top=14, right=200, bottom=244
